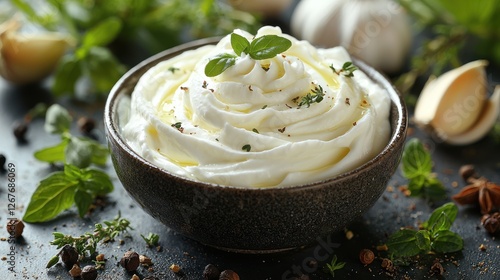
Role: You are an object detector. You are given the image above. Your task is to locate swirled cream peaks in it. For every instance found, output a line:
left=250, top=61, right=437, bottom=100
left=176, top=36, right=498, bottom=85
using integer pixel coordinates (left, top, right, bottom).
left=122, top=26, right=391, bottom=188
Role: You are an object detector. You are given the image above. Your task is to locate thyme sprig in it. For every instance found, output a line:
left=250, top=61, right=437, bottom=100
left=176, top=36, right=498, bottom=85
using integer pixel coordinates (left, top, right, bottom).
left=324, top=255, right=345, bottom=278
left=330, top=62, right=358, bottom=77
left=298, top=85, right=325, bottom=108
left=47, top=213, right=132, bottom=267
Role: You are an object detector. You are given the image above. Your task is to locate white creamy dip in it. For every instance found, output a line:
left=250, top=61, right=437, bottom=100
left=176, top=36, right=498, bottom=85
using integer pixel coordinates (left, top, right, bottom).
left=122, top=26, right=391, bottom=188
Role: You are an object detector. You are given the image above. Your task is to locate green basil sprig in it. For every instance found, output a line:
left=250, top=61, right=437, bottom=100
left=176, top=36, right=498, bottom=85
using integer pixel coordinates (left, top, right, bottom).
left=23, top=164, right=114, bottom=223
left=401, top=138, right=446, bottom=200
left=205, top=33, right=292, bottom=77
left=386, top=202, right=463, bottom=258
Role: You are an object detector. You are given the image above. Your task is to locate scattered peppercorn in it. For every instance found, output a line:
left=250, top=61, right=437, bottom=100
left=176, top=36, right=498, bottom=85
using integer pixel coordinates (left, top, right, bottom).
left=77, top=117, right=96, bottom=134
left=13, top=121, right=28, bottom=142
left=479, top=244, right=487, bottom=251
left=481, top=212, right=500, bottom=234
left=219, top=270, right=240, bottom=280
left=59, top=244, right=79, bottom=268
left=459, top=164, right=478, bottom=181
left=96, top=253, right=105, bottom=262
left=203, top=264, right=220, bottom=280
left=6, top=219, right=24, bottom=238
left=170, top=264, right=181, bottom=273
left=430, top=259, right=444, bottom=276
left=381, top=258, right=395, bottom=273
left=359, top=249, right=375, bottom=265
left=120, top=251, right=140, bottom=271
left=140, top=254, right=153, bottom=266
left=81, top=265, right=98, bottom=280
left=69, top=264, right=82, bottom=277
left=0, top=154, right=6, bottom=172
left=131, top=274, right=140, bottom=280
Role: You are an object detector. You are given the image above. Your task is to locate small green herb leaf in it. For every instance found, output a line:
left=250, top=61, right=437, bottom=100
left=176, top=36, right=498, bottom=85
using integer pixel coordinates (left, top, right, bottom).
left=330, top=62, right=358, bottom=77
left=231, top=33, right=250, bottom=56
left=34, top=139, right=69, bottom=163
left=431, top=230, right=464, bottom=253
left=401, top=138, right=446, bottom=200
left=141, top=232, right=160, bottom=247
left=401, top=138, right=433, bottom=178
left=23, top=172, right=79, bottom=223
left=415, top=230, right=431, bottom=251
left=23, top=164, right=114, bottom=223
left=386, top=228, right=421, bottom=257
left=205, top=53, right=237, bottom=77
left=248, top=34, right=292, bottom=60
left=242, top=144, right=251, bottom=152
left=66, top=137, right=94, bottom=168
left=44, top=104, right=72, bottom=134
left=298, top=85, right=325, bottom=108
left=324, top=255, right=345, bottom=278
left=81, top=17, right=122, bottom=52
left=425, top=202, right=458, bottom=233
left=74, top=190, right=93, bottom=218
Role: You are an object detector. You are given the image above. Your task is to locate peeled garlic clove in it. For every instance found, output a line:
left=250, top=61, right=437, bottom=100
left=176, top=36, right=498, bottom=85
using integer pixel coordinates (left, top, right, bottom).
left=444, top=86, right=500, bottom=145
left=0, top=19, right=75, bottom=84
left=414, top=60, right=499, bottom=145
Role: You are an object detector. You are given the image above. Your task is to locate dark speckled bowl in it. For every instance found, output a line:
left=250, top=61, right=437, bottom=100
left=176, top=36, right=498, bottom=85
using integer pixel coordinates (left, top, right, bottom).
left=104, top=38, right=408, bottom=253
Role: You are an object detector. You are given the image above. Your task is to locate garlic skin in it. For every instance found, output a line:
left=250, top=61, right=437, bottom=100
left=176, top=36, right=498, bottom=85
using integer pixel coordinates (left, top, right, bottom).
left=414, top=60, right=500, bottom=145
left=0, top=19, right=74, bottom=84
left=290, top=0, right=412, bottom=73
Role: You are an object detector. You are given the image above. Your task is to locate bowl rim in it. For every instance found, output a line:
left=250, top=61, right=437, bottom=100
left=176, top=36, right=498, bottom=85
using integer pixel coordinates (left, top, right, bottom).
left=104, top=37, right=408, bottom=192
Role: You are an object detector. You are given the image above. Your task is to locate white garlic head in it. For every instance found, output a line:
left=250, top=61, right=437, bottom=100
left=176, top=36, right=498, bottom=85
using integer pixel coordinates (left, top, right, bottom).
left=291, top=0, right=412, bottom=73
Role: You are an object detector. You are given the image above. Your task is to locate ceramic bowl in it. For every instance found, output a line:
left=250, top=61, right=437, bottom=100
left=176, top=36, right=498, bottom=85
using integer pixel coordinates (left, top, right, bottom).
left=104, top=38, right=408, bottom=253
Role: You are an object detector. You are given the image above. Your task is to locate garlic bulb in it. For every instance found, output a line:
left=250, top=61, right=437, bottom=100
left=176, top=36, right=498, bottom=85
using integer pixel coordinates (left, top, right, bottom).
left=0, top=18, right=75, bottom=84
left=291, top=0, right=412, bottom=73
left=414, top=60, right=500, bottom=145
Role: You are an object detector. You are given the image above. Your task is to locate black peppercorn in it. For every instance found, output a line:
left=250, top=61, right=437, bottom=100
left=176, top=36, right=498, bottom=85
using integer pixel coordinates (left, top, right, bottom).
left=6, top=219, right=24, bottom=238
left=0, top=154, right=6, bottom=172
left=77, top=117, right=96, bottom=134
left=203, top=264, right=220, bottom=280
left=219, top=270, right=240, bottom=280
left=459, top=164, right=477, bottom=182
left=120, top=251, right=140, bottom=271
left=13, top=121, right=28, bottom=142
left=59, top=244, right=79, bottom=268
left=81, top=265, right=98, bottom=280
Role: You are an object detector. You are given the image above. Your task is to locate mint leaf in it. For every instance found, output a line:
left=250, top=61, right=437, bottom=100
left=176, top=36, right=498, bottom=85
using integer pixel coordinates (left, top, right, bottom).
left=52, top=55, right=83, bottom=97
left=74, top=190, right=93, bottom=218
left=34, top=139, right=69, bottom=163
left=64, top=163, right=84, bottom=179
left=248, top=34, right=292, bottom=60
left=415, top=230, right=431, bottom=251
left=426, top=202, right=458, bottom=233
left=205, top=53, right=237, bottom=77
left=66, top=137, right=94, bottom=168
left=401, top=138, right=433, bottom=179
left=22, top=172, right=79, bottom=223
left=44, top=104, right=72, bottom=134
left=386, top=229, right=421, bottom=257
left=431, top=230, right=464, bottom=253
left=85, top=47, right=126, bottom=94
left=81, top=17, right=122, bottom=52
left=80, top=169, right=114, bottom=195
left=231, top=33, right=250, bottom=56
